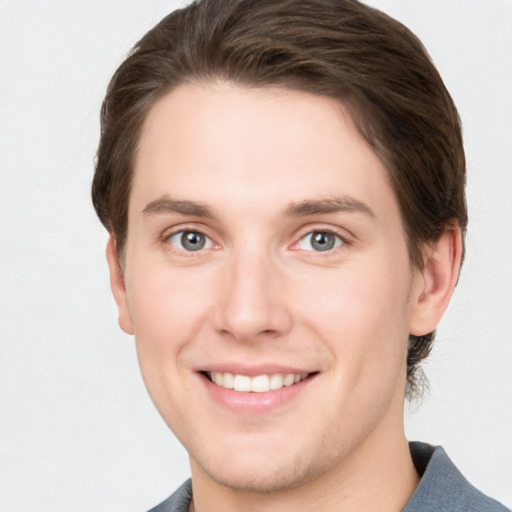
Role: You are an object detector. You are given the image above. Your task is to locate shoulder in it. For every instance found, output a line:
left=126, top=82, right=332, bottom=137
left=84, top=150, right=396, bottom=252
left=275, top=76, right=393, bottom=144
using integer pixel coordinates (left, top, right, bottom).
left=146, top=479, right=192, bottom=512
left=405, top=442, right=509, bottom=512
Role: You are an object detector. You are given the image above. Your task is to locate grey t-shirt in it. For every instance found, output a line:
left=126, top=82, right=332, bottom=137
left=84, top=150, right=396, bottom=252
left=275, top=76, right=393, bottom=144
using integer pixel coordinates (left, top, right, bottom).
left=148, top=442, right=508, bottom=512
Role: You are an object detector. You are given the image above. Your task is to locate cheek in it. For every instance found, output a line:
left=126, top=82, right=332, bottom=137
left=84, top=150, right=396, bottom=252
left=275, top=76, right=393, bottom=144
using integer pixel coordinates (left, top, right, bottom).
left=298, top=260, right=412, bottom=380
left=124, top=263, right=216, bottom=388
left=124, top=265, right=218, bottom=427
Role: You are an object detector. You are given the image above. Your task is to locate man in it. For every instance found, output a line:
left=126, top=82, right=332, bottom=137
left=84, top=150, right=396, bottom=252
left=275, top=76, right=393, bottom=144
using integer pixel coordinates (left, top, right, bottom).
left=92, top=0, right=508, bottom=510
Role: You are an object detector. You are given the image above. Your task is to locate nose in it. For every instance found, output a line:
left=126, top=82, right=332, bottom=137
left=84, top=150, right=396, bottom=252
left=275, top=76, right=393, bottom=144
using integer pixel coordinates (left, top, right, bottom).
left=213, top=249, right=293, bottom=342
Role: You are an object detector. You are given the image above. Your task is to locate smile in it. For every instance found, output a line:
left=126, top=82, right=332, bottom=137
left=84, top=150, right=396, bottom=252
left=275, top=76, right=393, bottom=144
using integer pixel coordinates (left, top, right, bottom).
left=206, top=372, right=310, bottom=393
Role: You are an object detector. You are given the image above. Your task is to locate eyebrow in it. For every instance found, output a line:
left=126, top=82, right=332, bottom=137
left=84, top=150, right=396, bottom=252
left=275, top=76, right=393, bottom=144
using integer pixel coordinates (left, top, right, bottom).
left=283, top=197, right=375, bottom=218
left=142, top=195, right=375, bottom=219
left=142, top=197, right=213, bottom=217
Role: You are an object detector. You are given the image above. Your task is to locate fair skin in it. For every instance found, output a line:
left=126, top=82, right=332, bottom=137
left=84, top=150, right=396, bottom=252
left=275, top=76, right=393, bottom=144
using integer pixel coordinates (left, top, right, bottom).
left=107, top=82, right=462, bottom=512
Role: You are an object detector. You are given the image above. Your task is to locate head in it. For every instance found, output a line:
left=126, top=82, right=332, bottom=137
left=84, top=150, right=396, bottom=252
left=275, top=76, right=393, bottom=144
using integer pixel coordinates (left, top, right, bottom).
left=92, top=0, right=466, bottom=491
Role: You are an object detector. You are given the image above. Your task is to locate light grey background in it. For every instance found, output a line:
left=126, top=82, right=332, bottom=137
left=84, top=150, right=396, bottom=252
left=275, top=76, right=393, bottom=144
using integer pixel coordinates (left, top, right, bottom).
left=0, top=1, right=510, bottom=510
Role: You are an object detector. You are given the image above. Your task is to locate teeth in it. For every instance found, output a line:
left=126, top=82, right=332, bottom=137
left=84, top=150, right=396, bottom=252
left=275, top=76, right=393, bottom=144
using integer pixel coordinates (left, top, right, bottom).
left=233, top=375, right=251, bottom=392
left=283, top=374, right=295, bottom=386
left=207, top=372, right=309, bottom=393
left=222, top=372, right=234, bottom=389
left=270, top=374, right=284, bottom=390
left=251, top=375, right=270, bottom=393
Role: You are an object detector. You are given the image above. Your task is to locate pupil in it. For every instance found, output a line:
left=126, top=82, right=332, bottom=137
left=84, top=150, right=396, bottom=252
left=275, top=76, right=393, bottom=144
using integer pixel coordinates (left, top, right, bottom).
left=182, top=232, right=205, bottom=251
left=312, top=232, right=334, bottom=251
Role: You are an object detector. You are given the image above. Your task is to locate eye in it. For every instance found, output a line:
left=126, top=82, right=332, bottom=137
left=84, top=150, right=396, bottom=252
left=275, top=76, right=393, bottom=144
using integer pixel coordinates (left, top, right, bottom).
left=167, top=231, right=214, bottom=252
left=297, top=231, right=344, bottom=252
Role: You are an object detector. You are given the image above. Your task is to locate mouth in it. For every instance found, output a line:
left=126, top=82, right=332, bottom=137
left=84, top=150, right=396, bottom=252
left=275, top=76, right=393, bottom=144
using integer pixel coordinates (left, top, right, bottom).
left=203, top=371, right=313, bottom=393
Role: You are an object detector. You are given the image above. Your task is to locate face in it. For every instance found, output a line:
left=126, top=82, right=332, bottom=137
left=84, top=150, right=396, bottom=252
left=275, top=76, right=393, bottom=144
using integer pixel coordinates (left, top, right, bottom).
left=113, top=82, right=427, bottom=492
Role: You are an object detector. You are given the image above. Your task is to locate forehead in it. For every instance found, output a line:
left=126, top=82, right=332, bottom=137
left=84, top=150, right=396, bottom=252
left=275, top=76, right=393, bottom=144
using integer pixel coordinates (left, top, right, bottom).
left=131, top=81, right=398, bottom=223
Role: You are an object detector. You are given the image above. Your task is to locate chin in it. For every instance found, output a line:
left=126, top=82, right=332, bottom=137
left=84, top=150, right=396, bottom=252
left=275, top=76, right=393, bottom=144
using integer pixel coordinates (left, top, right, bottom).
left=202, top=464, right=307, bottom=494
left=192, top=446, right=328, bottom=494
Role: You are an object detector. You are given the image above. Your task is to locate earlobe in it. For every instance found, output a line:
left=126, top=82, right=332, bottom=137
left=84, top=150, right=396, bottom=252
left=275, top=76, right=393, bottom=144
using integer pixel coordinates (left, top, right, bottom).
left=409, top=226, right=463, bottom=336
left=106, top=236, right=134, bottom=335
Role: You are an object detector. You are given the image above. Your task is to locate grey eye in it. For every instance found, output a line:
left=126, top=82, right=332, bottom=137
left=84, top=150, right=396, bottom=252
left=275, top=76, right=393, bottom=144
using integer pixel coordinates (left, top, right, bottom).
left=168, top=231, right=213, bottom=251
left=298, top=231, right=343, bottom=252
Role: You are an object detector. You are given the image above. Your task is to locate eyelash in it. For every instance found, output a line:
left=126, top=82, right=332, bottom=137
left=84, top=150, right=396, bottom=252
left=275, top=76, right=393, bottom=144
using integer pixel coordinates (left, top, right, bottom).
left=161, top=226, right=349, bottom=255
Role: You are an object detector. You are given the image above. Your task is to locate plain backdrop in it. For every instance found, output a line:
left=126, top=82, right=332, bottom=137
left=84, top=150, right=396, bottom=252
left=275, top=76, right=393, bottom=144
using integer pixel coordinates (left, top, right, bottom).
left=0, top=0, right=511, bottom=510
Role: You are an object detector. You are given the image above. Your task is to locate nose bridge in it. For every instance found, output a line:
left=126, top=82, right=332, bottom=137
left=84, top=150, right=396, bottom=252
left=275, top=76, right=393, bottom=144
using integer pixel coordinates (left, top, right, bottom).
left=214, top=242, right=291, bottom=340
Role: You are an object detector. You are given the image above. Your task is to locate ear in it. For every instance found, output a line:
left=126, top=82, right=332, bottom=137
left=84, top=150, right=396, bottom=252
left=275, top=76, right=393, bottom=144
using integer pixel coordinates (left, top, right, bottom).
left=409, top=226, right=463, bottom=336
left=106, top=235, right=134, bottom=335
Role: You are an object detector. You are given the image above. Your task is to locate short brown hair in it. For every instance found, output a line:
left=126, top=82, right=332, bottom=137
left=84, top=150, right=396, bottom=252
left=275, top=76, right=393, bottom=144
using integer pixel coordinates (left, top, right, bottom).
left=92, top=0, right=467, bottom=398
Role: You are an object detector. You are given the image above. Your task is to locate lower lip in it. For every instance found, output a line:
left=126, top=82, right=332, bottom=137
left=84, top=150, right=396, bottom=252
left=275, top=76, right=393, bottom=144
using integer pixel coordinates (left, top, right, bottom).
left=199, top=373, right=315, bottom=414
